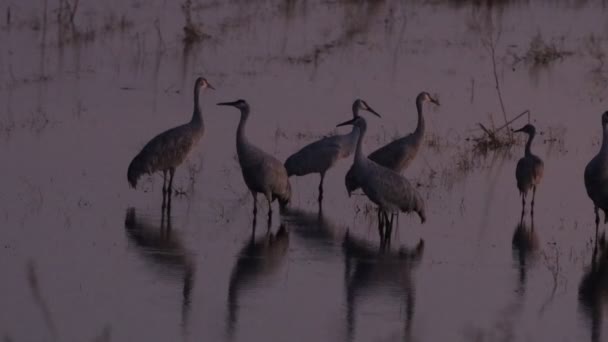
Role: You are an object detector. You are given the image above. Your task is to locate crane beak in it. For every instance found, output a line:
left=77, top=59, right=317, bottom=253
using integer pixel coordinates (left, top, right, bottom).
left=207, top=83, right=216, bottom=90
left=366, top=107, right=381, bottom=118
left=217, top=101, right=238, bottom=107
left=337, top=118, right=357, bottom=127
left=430, top=97, right=440, bottom=106
left=512, top=126, right=525, bottom=133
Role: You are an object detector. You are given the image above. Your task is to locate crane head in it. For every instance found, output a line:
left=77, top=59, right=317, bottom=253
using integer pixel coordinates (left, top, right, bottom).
left=417, top=92, right=440, bottom=106
left=196, top=77, right=215, bottom=90
left=512, top=124, right=536, bottom=135
left=217, top=99, right=249, bottom=111
left=353, top=99, right=381, bottom=118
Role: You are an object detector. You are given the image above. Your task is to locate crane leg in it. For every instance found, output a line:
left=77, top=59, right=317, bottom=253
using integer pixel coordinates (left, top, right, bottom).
left=531, top=186, right=537, bottom=216
left=387, top=212, right=394, bottom=242
left=162, top=170, right=168, bottom=195
left=377, top=209, right=385, bottom=242
left=168, top=168, right=175, bottom=196
left=521, top=192, right=526, bottom=213
left=266, top=195, right=273, bottom=229
left=595, top=206, right=600, bottom=239
left=382, top=210, right=388, bottom=242
left=251, top=192, right=258, bottom=230
left=161, top=170, right=168, bottom=210
left=318, top=173, right=325, bottom=203
left=166, top=168, right=175, bottom=209
left=252, top=192, right=258, bottom=215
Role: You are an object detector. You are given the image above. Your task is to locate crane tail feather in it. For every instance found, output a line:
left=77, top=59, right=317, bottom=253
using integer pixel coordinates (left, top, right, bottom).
left=276, top=182, right=291, bottom=210
left=415, top=196, right=426, bottom=224
left=418, top=210, right=426, bottom=224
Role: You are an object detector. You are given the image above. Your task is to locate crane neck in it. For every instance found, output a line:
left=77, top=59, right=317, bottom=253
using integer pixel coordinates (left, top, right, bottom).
left=346, top=123, right=358, bottom=138
left=352, top=102, right=359, bottom=118
left=191, top=86, right=202, bottom=126
left=415, top=98, right=425, bottom=135
left=236, top=108, right=250, bottom=147
left=354, top=123, right=367, bottom=164
left=601, top=124, right=608, bottom=157
left=524, top=131, right=535, bottom=157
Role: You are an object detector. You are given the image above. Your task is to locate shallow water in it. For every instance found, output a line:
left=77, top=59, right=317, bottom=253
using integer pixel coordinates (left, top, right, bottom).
left=2, top=0, right=608, bottom=341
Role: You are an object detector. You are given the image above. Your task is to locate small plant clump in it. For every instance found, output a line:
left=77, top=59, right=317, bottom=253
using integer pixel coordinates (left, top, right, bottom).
left=513, top=33, right=573, bottom=67
left=182, top=0, right=211, bottom=46
left=470, top=128, right=516, bottom=154
left=183, top=24, right=210, bottom=45
left=470, top=109, right=531, bottom=153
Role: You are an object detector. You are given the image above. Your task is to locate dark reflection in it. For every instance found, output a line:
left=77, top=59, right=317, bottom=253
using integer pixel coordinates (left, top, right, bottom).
left=283, top=205, right=340, bottom=255
left=342, top=233, right=424, bottom=341
left=26, top=260, right=58, bottom=341
left=511, top=213, right=539, bottom=297
left=226, top=225, right=290, bottom=340
left=124, top=207, right=194, bottom=335
left=579, top=234, right=608, bottom=342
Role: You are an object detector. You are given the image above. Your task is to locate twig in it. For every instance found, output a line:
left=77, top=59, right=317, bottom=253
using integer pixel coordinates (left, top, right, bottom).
left=494, top=110, right=530, bottom=133
left=478, top=123, right=494, bottom=137
left=488, top=39, right=508, bottom=129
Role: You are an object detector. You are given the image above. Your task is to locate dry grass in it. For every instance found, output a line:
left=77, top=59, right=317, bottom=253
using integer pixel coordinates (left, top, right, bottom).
left=470, top=129, right=516, bottom=154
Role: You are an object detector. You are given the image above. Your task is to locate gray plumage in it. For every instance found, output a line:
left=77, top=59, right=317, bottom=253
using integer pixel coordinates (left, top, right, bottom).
left=338, top=116, right=426, bottom=223
left=284, top=99, right=380, bottom=201
left=585, top=111, right=608, bottom=231
left=513, top=124, right=543, bottom=211
left=217, top=99, right=291, bottom=220
left=127, top=77, right=214, bottom=192
left=345, top=92, right=439, bottom=196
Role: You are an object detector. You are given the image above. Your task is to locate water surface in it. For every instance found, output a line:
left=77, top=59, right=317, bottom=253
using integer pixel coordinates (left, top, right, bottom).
left=2, top=0, right=608, bottom=341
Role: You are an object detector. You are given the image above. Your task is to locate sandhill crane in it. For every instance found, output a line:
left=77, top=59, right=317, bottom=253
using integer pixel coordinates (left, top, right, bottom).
left=127, top=77, right=214, bottom=203
left=585, top=112, right=608, bottom=236
left=284, top=99, right=380, bottom=202
left=513, top=124, right=544, bottom=214
left=337, top=116, right=425, bottom=242
left=217, top=99, right=291, bottom=225
left=345, top=92, right=439, bottom=196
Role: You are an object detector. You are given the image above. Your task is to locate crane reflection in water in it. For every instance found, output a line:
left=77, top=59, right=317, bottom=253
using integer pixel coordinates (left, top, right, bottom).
left=579, top=233, right=608, bottom=342
left=225, top=224, right=290, bottom=340
left=342, top=233, right=424, bottom=341
left=124, top=207, right=194, bottom=336
left=511, top=212, right=539, bottom=298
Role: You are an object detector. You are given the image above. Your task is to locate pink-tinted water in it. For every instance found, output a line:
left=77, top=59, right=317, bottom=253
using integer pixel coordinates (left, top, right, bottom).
left=1, top=1, right=608, bottom=341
